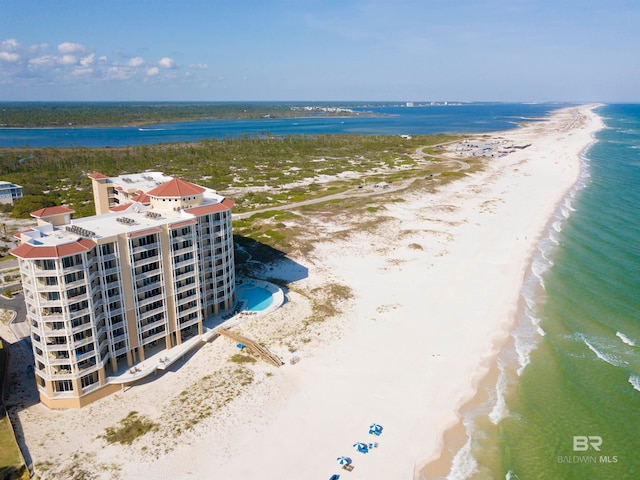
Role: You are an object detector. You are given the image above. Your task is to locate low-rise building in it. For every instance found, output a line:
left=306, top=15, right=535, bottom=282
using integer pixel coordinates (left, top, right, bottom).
left=0, top=181, right=23, bottom=204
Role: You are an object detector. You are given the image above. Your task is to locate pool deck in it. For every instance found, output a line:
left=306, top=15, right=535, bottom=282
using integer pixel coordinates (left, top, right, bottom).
left=106, top=278, right=285, bottom=386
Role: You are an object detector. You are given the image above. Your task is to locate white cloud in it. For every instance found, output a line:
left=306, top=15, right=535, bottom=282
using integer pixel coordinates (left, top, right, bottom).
left=189, top=63, right=208, bottom=69
left=59, top=54, right=77, bottom=65
left=0, top=51, right=19, bottom=62
left=2, top=38, right=19, bottom=50
left=73, top=66, right=93, bottom=76
left=158, top=57, right=175, bottom=69
left=58, top=42, right=86, bottom=54
left=146, top=66, right=159, bottom=76
left=29, top=55, right=57, bottom=67
left=107, top=66, right=134, bottom=80
left=80, top=54, right=95, bottom=67
left=128, top=56, right=144, bottom=67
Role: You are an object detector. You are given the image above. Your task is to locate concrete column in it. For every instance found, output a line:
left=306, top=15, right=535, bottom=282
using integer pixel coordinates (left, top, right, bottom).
left=72, top=377, right=82, bottom=396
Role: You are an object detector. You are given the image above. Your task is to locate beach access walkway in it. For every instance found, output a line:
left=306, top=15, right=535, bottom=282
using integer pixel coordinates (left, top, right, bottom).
left=218, top=328, right=284, bottom=367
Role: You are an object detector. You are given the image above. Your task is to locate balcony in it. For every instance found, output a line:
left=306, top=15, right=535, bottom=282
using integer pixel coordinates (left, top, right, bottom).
left=138, top=305, right=166, bottom=321
left=131, top=243, right=160, bottom=255
left=139, top=319, right=166, bottom=335
left=74, top=350, right=96, bottom=362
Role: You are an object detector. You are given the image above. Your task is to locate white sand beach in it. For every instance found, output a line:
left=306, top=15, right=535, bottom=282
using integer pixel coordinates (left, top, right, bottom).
left=7, top=105, right=603, bottom=480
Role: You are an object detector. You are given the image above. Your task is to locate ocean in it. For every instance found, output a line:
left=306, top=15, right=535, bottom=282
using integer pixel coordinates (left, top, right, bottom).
left=445, top=104, right=640, bottom=480
left=0, top=102, right=565, bottom=148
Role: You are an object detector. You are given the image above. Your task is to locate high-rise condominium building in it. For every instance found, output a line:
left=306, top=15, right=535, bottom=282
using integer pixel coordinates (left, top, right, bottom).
left=11, top=172, right=235, bottom=408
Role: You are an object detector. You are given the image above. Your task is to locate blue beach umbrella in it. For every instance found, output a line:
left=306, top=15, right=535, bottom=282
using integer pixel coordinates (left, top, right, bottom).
left=353, top=442, right=369, bottom=453
left=369, top=423, right=383, bottom=435
left=336, top=456, right=352, bottom=465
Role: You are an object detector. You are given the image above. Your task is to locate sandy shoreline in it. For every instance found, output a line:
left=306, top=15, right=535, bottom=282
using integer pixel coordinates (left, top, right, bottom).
left=6, top=105, right=603, bottom=480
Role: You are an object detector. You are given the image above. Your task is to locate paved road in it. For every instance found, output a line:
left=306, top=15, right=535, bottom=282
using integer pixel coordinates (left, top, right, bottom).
left=233, top=143, right=469, bottom=220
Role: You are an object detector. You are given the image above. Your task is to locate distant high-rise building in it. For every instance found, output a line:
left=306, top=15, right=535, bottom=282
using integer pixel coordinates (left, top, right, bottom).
left=11, top=172, right=235, bottom=408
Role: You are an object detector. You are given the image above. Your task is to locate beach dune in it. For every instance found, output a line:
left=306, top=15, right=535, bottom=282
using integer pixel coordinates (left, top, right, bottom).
left=14, top=105, right=603, bottom=480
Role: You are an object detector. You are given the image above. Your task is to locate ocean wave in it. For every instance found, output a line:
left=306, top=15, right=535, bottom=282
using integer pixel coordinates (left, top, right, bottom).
left=628, top=375, right=640, bottom=392
left=616, top=331, right=637, bottom=346
left=446, top=434, right=478, bottom=480
left=581, top=336, right=628, bottom=367
left=489, top=362, right=509, bottom=424
left=138, top=128, right=166, bottom=131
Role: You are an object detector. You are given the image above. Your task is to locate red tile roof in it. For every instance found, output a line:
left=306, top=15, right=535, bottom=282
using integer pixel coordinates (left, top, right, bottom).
left=130, top=193, right=151, bottom=203
left=10, top=238, right=95, bottom=259
left=169, top=219, right=197, bottom=229
left=88, top=172, right=109, bottom=180
left=30, top=206, right=75, bottom=218
left=126, top=227, right=163, bottom=238
left=146, top=178, right=205, bottom=197
left=184, top=198, right=234, bottom=216
left=109, top=202, right=133, bottom=212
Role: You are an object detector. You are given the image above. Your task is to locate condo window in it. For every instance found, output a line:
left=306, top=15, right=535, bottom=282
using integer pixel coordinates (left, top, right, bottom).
left=54, top=379, right=73, bottom=392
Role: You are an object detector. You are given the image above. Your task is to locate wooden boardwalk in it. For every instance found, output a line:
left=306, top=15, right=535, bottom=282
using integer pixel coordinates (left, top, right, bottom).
left=218, top=328, right=284, bottom=367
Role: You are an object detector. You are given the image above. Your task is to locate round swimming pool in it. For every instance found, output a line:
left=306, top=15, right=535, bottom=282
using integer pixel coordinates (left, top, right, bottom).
left=236, top=285, right=274, bottom=311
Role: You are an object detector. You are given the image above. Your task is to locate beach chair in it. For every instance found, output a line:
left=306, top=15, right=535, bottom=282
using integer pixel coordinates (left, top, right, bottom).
left=342, top=464, right=355, bottom=472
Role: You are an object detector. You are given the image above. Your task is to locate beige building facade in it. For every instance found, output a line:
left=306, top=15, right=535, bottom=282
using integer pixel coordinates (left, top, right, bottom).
left=11, top=172, right=236, bottom=408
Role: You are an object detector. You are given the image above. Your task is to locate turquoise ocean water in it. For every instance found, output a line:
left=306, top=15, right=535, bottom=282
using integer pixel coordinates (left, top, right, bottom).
left=447, top=104, right=640, bottom=479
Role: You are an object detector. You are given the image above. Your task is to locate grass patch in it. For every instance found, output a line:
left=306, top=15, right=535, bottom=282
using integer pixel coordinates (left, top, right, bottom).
left=307, top=282, right=354, bottom=324
left=102, top=411, right=157, bottom=445
left=229, top=353, right=257, bottom=364
left=0, top=342, right=27, bottom=480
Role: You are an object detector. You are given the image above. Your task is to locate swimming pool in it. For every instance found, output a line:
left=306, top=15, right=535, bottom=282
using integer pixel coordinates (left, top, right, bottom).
left=236, top=285, right=274, bottom=312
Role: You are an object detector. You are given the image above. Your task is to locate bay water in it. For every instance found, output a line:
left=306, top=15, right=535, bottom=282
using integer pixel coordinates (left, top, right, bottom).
left=0, top=102, right=563, bottom=148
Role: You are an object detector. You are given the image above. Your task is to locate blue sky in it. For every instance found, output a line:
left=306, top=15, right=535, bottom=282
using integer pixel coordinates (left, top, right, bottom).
left=0, top=0, right=639, bottom=102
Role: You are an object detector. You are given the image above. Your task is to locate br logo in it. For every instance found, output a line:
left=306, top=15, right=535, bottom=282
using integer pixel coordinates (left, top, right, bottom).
left=573, top=436, right=602, bottom=451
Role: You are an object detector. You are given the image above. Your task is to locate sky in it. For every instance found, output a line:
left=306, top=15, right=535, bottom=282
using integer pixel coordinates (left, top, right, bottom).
left=0, top=0, right=639, bottom=102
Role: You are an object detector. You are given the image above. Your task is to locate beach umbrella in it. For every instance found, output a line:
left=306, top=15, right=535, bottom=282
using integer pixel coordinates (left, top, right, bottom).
left=369, top=423, right=383, bottom=435
left=353, top=442, right=368, bottom=453
left=336, top=456, right=352, bottom=465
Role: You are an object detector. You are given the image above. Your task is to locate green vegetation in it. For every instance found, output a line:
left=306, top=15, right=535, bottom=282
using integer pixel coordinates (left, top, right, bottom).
left=308, top=282, right=354, bottom=324
left=0, top=342, right=28, bottom=480
left=101, top=411, right=157, bottom=445
left=0, top=102, right=362, bottom=128
left=229, top=353, right=257, bottom=364
left=0, top=132, right=459, bottom=219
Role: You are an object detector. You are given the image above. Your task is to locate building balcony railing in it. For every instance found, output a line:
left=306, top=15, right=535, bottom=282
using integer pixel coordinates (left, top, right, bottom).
left=141, top=330, right=166, bottom=345
left=138, top=305, right=166, bottom=321
left=74, top=350, right=96, bottom=362
left=71, top=322, right=92, bottom=336
left=73, top=336, right=95, bottom=350
left=46, top=355, right=72, bottom=365
left=131, top=243, right=160, bottom=255
left=134, top=270, right=162, bottom=282
left=133, top=285, right=157, bottom=298
left=111, top=332, right=127, bottom=344
left=176, top=305, right=199, bottom=317
left=139, top=319, right=166, bottom=335
left=68, top=307, right=91, bottom=320
left=44, top=342, right=71, bottom=352
left=171, top=246, right=195, bottom=257
left=175, top=271, right=197, bottom=283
